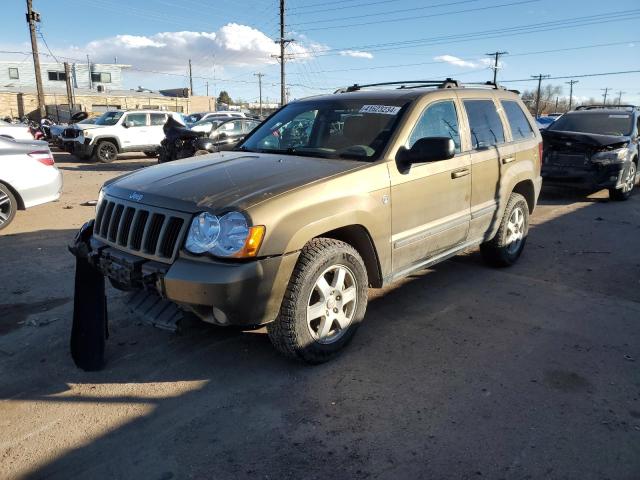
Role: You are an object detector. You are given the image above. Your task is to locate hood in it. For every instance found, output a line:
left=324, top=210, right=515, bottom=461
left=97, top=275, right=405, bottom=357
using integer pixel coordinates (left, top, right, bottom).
left=104, top=152, right=364, bottom=213
left=542, top=129, right=630, bottom=149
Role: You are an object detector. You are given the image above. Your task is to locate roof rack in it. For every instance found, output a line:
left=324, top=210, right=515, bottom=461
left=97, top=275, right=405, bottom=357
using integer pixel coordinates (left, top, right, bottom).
left=338, top=78, right=515, bottom=93
left=575, top=104, right=638, bottom=111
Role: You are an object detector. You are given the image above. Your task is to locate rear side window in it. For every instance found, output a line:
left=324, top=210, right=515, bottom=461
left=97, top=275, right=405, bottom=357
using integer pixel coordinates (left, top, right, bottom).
left=408, top=100, right=461, bottom=153
left=463, top=100, right=505, bottom=149
left=501, top=100, right=534, bottom=140
left=125, top=113, right=147, bottom=127
left=149, top=113, right=167, bottom=126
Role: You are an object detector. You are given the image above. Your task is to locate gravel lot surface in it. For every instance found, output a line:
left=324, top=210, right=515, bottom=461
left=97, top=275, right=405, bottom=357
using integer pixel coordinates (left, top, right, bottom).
left=1, top=151, right=639, bottom=479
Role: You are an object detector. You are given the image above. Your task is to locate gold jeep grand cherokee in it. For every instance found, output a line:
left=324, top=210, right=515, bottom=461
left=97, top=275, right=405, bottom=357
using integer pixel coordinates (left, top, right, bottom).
left=69, top=79, right=542, bottom=370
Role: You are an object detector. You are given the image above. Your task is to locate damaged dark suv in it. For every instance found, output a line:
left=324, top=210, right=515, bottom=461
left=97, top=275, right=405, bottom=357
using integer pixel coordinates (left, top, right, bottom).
left=541, top=105, right=639, bottom=200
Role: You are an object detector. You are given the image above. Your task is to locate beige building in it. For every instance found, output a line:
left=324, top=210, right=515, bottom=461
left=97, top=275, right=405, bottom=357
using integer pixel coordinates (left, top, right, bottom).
left=0, top=87, right=217, bottom=121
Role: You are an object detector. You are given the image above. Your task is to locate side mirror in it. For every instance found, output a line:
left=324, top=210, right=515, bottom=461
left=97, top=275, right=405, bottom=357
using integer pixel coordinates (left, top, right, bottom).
left=397, top=137, right=455, bottom=166
left=123, top=121, right=134, bottom=128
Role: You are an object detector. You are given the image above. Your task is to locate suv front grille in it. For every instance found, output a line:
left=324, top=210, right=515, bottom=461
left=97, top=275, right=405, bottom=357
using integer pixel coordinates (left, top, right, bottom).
left=94, top=196, right=190, bottom=263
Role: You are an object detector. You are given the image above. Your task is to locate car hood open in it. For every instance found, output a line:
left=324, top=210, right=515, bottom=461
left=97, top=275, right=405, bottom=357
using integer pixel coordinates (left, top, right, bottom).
left=542, top=129, right=630, bottom=149
left=104, top=151, right=364, bottom=213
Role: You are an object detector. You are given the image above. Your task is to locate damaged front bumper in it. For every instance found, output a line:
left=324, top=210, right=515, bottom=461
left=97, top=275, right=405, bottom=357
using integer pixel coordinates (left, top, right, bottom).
left=70, top=220, right=298, bottom=328
left=542, top=160, right=629, bottom=190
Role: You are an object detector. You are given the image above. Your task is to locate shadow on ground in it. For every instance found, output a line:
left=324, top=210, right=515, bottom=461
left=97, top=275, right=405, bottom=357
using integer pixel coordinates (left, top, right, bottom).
left=1, top=188, right=639, bottom=479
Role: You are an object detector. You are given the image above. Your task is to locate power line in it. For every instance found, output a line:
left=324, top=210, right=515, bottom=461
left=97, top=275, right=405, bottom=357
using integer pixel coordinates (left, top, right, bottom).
left=287, top=9, right=640, bottom=57
left=288, top=0, right=399, bottom=15
left=297, top=0, right=538, bottom=32
left=287, top=0, right=399, bottom=11
left=290, top=0, right=482, bottom=25
left=501, top=69, right=640, bottom=83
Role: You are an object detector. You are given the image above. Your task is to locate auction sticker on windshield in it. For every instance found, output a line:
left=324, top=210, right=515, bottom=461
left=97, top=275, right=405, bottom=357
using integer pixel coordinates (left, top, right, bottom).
left=359, top=105, right=401, bottom=115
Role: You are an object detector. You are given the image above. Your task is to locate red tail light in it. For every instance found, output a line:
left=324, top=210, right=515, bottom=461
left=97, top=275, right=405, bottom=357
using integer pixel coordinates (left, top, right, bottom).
left=538, top=141, right=543, bottom=173
left=28, top=150, right=55, bottom=166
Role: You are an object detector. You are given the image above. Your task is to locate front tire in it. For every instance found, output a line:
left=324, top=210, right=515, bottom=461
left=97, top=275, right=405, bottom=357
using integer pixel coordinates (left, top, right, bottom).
left=0, top=183, right=17, bottom=231
left=480, top=192, right=529, bottom=267
left=93, top=140, right=118, bottom=163
left=609, top=161, right=636, bottom=201
left=267, top=238, right=368, bottom=364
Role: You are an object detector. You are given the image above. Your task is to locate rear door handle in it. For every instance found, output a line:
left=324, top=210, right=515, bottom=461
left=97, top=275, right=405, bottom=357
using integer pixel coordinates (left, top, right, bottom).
left=502, top=156, right=516, bottom=164
left=451, top=168, right=470, bottom=179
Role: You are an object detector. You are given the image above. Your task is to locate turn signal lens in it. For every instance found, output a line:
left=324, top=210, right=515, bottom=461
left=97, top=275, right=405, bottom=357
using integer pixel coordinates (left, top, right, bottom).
left=234, top=225, right=265, bottom=258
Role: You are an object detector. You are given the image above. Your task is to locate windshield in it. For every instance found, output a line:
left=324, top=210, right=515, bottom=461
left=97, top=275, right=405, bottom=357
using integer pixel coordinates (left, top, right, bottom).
left=239, top=98, right=410, bottom=160
left=549, top=112, right=633, bottom=136
left=94, top=111, right=123, bottom=126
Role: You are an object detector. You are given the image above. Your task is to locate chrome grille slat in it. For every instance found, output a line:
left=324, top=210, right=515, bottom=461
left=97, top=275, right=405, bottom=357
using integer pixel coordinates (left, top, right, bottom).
left=93, top=196, right=190, bottom=264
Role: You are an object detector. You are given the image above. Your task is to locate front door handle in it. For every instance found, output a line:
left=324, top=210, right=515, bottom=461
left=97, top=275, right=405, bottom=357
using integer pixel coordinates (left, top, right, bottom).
left=451, top=168, right=470, bottom=179
left=502, top=156, right=516, bottom=164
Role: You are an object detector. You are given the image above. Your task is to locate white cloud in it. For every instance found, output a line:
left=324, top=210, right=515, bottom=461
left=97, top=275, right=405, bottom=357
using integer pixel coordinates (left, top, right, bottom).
left=433, top=55, right=478, bottom=68
left=339, top=50, right=374, bottom=59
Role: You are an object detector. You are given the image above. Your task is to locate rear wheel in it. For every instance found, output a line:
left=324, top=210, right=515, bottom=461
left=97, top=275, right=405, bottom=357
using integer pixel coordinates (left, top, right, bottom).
left=93, top=140, right=118, bottom=163
left=480, top=192, right=529, bottom=267
left=267, top=238, right=368, bottom=364
left=143, top=150, right=157, bottom=158
left=0, top=184, right=17, bottom=231
left=609, top=161, right=636, bottom=201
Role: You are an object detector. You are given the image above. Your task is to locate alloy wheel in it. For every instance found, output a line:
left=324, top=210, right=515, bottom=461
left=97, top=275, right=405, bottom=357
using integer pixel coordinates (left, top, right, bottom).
left=622, top=162, right=636, bottom=193
left=0, top=190, right=12, bottom=227
left=306, top=264, right=358, bottom=344
left=506, top=206, right=525, bottom=255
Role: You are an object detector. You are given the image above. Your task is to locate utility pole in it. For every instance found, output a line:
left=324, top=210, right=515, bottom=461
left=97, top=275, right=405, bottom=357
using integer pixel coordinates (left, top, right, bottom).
left=485, top=51, right=507, bottom=84
left=87, top=54, right=92, bottom=89
left=64, top=62, right=74, bottom=114
left=616, top=90, right=625, bottom=105
left=205, top=81, right=209, bottom=96
left=26, top=0, right=45, bottom=119
left=188, top=59, right=193, bottom=96
left=253, top=73, right=264, bottom=117
left=601, top=87, right=610, bottom=105
left=531, top=74, right=550, bottom=118
left=565, top=79, right=578, bottom=111
left=275, top=0, right=293, bottom=106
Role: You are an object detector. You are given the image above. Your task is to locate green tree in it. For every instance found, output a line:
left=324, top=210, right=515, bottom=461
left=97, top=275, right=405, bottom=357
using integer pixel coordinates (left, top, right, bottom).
left=217, top=91, right=233, bottom=106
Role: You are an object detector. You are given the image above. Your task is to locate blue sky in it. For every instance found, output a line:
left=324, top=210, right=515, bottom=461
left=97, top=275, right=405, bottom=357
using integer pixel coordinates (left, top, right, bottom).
left=2, top=0, right=639, bottom=105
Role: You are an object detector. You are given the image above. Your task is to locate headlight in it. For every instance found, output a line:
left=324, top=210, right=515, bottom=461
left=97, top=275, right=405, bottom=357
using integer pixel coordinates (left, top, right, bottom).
left=96, top=188, right=104, bottom=213
left=185, top=211, right=265, bottom=258
left=591, top=147, right=628, bottom=165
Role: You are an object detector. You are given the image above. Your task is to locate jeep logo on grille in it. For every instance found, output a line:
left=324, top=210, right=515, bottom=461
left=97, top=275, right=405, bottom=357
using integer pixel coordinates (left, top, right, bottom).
left=129, top=192, right=144, bottom=202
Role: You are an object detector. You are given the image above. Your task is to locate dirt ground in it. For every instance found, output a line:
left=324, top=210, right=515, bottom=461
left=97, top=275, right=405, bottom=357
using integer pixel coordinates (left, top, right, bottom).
left=1, top=150, right=639, bottom=480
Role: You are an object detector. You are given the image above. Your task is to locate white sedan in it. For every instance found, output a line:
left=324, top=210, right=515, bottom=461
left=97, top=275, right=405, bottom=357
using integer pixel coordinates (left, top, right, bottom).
left=0, top=119, right=34, bottom=141
left=0, top=137, right=62, bottom=230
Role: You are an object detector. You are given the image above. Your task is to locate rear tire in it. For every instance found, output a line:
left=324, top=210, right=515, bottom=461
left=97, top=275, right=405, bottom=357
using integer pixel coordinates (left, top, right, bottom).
left=143, top=150, right=157, bottom=158
left=480, top=192, right=529, bottom=267
left=267, top=238, right=368, bottom=364
left=93, top=140, right=118, bottom=163
left=609, top=161, right=636, bottom=201
left=0, top=183, right=17, bottom=231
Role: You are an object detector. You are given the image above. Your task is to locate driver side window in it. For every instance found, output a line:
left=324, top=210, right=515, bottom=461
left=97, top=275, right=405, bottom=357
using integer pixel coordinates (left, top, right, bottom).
left=407, top=101, right=461, bottom=153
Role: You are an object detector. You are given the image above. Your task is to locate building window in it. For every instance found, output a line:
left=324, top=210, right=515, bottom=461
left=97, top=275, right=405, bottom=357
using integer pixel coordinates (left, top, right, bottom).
left=8, top=68, right=19, bottom=79
left=48, top=71, right=66, bottom=81
left=91, top=72, right=112, bottom=83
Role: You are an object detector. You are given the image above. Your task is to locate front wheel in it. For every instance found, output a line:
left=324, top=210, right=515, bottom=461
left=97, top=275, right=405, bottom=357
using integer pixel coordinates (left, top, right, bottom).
left=267, top=238, right=368, bottom=364
left=0, top=184, right=17, bottom=231
left=480, top=192, right=529, bottom=267
left=93, top=140, right=118, bottom=163
left=609, top=161, right=636, bottom=201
